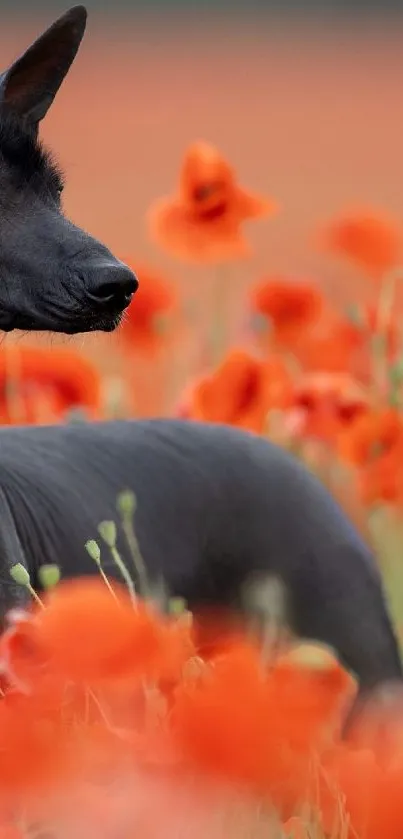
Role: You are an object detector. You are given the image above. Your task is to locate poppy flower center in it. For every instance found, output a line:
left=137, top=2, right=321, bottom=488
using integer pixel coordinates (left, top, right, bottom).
left=233, top=368, right=261, bottom=416
left=193, top=184, right=221, bottom=201
left=337, top=402, right=366, bottom=423
left=191, top=181, right=228, bottom=221
left=296, top=392, right=317, bottom=413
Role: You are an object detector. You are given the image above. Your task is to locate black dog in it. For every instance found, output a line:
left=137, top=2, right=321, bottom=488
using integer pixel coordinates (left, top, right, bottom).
left=0, top=6, right=137, bottom=334
left=0, top=417, right=400, bottom=716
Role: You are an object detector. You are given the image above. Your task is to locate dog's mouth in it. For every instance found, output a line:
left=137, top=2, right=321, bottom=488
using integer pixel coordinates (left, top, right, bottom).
left=0, top=311, right=123, bottom=335
left=83, top=312, right=124, bottom=334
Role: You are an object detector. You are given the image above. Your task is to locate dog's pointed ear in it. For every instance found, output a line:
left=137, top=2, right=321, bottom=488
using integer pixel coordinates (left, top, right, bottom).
left=0, top=6, right=87, bottom=125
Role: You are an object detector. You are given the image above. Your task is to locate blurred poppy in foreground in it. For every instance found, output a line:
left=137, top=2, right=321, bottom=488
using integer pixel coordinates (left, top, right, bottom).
left=0, top=346, right=101, bottom=425
left=118, top=262, right=178, bottom=357
left=319, top=208, right=403, bottom=278
left=148, top=141, right=276, bottom=263
left=178, top=348, right=293, bottom=433
left=320, top=745, right=403, bottom=839
left=249, top=277, right=323, bottom=348
left=7, top=579, right=192, bottom=689
left=0, top=578, right=403, bottom=839
left=173, top=642, right=353, bottom=814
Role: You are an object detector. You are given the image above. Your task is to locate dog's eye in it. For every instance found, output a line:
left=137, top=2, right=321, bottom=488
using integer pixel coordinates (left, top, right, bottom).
left=51, top=182, right=64, bottom=205
left=50, top=169, right=65, bottom=200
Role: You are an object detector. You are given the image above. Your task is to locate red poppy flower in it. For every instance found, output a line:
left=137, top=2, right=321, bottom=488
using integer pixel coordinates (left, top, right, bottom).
left=172, top=641, right=352, bottom=814
left=292, top=314, right=364, bottom=375
left=148, top=141, right=276, bottom=263
left=320, top=747, right=403, bottom=839
left=319, top=746, right=380, bottom=838
left=337, top=408, right=403, bottom=467
left=249, top=277, right=323, bottom=348
left=180, top=348, right=293, bottom=434
left=30, top=578, right=189, bottom=686
left=3, top=577, right=403, bottom=839
left=359, top=448, right=403, bottom=507
left=319, top=208, right=403, bottom=278
left=287, top=372, right=369, bottom=444
left=0, top=695, right=68, bottom=796
left=0, top=346, right=101, bottom=424
left=119, top=261, right=178, bottom=356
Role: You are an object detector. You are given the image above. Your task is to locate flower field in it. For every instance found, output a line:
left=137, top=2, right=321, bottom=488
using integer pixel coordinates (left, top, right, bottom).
left=1, top=139, right=403, bottom=836
left=0, top=568, right=400, bottom=839
left=3, top=137, right=403, bottom=626
left=1, top=11, right=403, bottom=838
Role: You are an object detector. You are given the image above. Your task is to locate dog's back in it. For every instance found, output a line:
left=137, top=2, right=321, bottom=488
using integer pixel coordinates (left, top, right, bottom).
left=0, top=418, right=400, bottom=692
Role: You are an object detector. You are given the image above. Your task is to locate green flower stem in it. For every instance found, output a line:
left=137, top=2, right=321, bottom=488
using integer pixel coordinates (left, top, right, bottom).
left=109, top=545, right=136, bottom=603
left=85, top=539, right=119, bottom=603
left=210, top=265, right=231, bottom=368
left=372, top=267, right=402, bottom=400
left=120, top=515, right=149, bottom=599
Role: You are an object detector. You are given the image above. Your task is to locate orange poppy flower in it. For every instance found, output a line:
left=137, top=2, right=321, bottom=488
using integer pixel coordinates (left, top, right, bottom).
left=172, top=641, right=351, bottom=814
left=293, top=312, right=366, bottom=375
left=181, top=348, right=293, bottom=434
left=337, top=408, right=403, bottom=467
left=319, top=746, right=379, bottom=838
left=5, top=578, right=403, bottom=838
left=0, top=580, right=190, bottom=702
left=319, top=208, right=403, bottom=278
left=0, top=694, right=68, bottom=796
left=346, top=683, right=403, bottom=764
left=147, top=141, right=276, bottom=263
left=0, top=346, right=101, bottom=424
left=363, top=763, right=403, bottom=839
left=249, top=277, right=323, bottom=348
left=287, top=372, right=369, bottom=444
left=320, top=746, right=403, bottom=839
left=172, top=643, right=280, bottom=794
left=118, top=261, right=178, bottom=356
left=359, top=448, right=403, bottom=507
left=27, top=578, right=191, bottom=687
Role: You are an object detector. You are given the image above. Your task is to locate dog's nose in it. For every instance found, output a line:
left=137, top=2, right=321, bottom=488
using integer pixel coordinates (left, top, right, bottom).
left=86, top=263, right=138, bottom=310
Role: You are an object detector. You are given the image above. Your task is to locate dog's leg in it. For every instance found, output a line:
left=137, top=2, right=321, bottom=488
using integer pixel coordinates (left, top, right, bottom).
left=0, top=486, right=31, bottom=622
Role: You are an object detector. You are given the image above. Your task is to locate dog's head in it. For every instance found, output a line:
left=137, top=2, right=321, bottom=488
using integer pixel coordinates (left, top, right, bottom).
left=0, top=6, right=138, bottom=334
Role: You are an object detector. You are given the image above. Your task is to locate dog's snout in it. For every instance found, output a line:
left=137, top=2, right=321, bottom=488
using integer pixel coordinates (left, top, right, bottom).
left=86, top=262, right=138, bottom=311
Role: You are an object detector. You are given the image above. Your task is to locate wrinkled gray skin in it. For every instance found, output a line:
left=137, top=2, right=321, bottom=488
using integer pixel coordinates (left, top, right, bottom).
left=0, top=418, right=400, bottom=728
left=0, top=6, right=137, bottom=334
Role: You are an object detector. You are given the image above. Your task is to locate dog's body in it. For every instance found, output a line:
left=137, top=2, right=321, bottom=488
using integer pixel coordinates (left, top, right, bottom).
left=0, top=418, right=400, bottom=697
